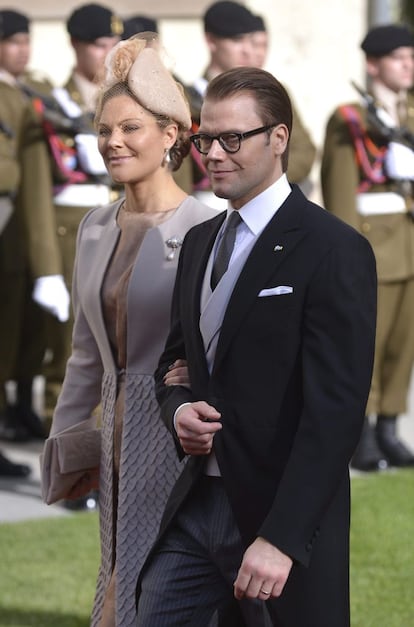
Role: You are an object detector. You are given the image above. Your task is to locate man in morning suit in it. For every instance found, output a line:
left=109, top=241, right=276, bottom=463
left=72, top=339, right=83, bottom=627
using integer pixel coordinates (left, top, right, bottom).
left=137, top=67, right=377, bottom=627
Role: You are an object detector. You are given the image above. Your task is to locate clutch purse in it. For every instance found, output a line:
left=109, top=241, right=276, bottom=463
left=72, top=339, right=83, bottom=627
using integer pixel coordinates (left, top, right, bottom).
left=40, top=417, right=101, bottom=505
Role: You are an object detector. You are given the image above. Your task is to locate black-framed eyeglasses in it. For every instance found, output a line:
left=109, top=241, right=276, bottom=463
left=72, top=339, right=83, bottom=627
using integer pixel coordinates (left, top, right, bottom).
left=190, top=124, right=276, bottom=155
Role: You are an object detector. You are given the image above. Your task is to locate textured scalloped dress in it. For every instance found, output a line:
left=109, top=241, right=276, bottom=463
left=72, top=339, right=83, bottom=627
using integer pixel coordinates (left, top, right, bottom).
left=85, top=198, right=217, bottom=627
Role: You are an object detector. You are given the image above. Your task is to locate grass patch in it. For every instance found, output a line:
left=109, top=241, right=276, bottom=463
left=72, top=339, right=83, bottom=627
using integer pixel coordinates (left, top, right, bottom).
left=0, top=512, right=99, bottom=626
left=351, top=469, right=414, bottom=626
left=0, top=470, right=413, bottom=626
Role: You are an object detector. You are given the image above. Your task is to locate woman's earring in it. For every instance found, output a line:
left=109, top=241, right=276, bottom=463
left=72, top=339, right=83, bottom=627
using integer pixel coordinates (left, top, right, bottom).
left=162, top=149, right=172, bottom=167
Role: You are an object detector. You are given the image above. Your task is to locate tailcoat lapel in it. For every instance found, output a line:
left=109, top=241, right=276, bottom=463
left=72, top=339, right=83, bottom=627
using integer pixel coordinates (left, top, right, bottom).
left=185, top=213, right=226, bottom=383
left=213, top=188, right=308, bottom=373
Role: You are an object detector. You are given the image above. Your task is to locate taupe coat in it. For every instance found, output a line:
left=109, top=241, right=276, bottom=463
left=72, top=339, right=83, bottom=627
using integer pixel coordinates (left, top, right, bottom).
left=48, top=196, right=217, bottom=627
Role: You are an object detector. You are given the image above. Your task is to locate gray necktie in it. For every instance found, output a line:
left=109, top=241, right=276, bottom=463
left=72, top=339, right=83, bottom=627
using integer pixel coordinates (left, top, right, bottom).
left=211, top=211, right=242, bottom=290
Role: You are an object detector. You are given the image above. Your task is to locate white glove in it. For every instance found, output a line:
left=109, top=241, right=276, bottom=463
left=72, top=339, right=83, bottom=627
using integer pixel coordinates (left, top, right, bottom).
left=384, top=141, right=414, bottom=180
left=75, top=133, right=107, bottom=175
left=32, top=275, right=70, bottom=322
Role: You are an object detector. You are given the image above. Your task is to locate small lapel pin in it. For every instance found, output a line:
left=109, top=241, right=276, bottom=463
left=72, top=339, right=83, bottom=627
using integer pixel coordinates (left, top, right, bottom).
left=273, top=244, right=284, bottom=251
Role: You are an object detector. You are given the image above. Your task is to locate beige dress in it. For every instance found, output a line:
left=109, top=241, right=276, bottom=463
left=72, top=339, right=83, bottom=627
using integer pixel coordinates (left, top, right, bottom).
left=98, top=206, right=177, bottom=627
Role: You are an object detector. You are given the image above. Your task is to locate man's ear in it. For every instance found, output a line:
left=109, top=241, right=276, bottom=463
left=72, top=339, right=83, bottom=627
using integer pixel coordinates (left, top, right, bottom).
left=271, top=124, right=289, bottom=157
left=366, top=56, right=380, bottom=79
left=205, top=33, right=217, bottom=55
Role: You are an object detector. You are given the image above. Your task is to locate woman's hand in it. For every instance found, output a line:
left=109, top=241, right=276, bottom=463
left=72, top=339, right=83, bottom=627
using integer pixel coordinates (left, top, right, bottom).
left=163, top=359, right=190, bottom=389
left=65, top=467, right=100, bottom=500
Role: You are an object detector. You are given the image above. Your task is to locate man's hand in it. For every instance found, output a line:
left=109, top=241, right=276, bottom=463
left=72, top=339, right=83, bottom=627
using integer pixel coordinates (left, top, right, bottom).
left=233, top=536, right=293, bottom=601
left=175, top=401, right=222, bottom=455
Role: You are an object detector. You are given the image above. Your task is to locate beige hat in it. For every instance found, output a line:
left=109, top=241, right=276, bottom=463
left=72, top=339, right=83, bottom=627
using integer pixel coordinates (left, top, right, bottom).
left=100, top=35, right=191, bottom=130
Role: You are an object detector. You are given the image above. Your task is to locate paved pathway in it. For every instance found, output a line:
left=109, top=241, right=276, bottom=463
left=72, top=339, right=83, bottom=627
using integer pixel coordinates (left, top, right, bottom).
left=1, top=375, right=414, bottom=523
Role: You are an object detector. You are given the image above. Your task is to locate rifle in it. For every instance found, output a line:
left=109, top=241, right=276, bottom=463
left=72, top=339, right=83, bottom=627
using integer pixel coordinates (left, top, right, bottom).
left=351, top=80, right=414, bottom=149
left=19, top=83, right=94, bottom=135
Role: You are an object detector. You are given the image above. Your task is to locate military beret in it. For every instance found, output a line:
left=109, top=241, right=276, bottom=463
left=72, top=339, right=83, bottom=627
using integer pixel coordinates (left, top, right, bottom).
left=0, top=10, right=29, bottom=40
left=253, top=14, right=266, bottom=32
left=67, top=3, right=123, bottom=41
left=204, top=1, right=258, bottom=37
left=122, top=15, right=158, bottom=40
left=361, top=24, right=414, bottom=57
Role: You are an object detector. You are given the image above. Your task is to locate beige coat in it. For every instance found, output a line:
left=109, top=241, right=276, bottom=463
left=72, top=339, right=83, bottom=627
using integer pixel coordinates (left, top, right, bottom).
left=48, top=196, right=218, bottom=627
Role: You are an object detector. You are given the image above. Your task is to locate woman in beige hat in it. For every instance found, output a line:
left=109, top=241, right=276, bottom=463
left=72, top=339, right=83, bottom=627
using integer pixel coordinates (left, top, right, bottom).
left=41, top=34, right=217, bottom=627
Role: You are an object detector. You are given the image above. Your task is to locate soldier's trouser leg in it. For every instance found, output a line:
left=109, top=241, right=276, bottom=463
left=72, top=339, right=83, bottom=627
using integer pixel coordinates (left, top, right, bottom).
left=366, top=278, right=414, bottom=416
left=43, top=311, right=73, bottom=420
left=13, top=276, right=47, bottom=380
left=11, top=274, right=47, bottom=438
left=0, top=268, right=24, bottom=440
left=0, top=269, right=24, bottom=404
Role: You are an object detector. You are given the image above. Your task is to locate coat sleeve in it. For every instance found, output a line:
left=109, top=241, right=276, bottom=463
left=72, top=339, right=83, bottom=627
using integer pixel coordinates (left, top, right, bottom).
left=258, top=231, right=377, bottom=566
left=320, top=109, right=360, bottom=229
left=18, top=102, right=63, bottom=278
left=49, top=215, right=103, bottom=436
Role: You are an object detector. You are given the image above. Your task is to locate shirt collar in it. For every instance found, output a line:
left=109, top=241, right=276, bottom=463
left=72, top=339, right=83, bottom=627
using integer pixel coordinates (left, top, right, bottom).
left=372, top=82, right=406, bottom=125
left=0, top=69, right=18, bottom=87
left=227, top=174, right=291, bottom=236
left=73, top=71, right=100, bottom=112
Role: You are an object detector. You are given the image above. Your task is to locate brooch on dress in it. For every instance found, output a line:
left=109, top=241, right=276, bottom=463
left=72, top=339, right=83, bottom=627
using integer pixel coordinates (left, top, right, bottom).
left=165, top=236, right=183, bottom=261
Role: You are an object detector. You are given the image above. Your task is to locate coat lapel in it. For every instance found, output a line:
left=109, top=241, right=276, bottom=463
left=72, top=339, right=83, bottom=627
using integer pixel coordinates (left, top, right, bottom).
left=82, top=205, right=121, bottom=371
left=213, top=186, right=308, bottom=373
left=186, top=212, right=225, bottom=381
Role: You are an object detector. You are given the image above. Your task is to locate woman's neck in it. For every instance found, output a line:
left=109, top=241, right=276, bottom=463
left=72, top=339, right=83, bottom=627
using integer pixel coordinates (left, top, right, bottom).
left=123, top=176, right=187, bottom=214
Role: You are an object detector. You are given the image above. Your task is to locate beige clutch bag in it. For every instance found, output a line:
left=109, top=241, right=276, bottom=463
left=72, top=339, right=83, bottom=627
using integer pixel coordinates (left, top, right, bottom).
left=40, top=417, right=101, bottom=505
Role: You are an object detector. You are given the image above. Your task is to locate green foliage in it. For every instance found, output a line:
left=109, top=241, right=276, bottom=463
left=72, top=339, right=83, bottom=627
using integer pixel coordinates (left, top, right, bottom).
left=0, top=471, right=413, bottom=626
left=0, top=512, right=99, bottom=626
left=351, top=469, right=414, bottom=627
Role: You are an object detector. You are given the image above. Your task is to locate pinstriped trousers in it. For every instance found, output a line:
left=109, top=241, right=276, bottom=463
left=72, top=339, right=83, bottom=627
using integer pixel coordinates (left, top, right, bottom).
left=136, top=476, right=272, bottom=627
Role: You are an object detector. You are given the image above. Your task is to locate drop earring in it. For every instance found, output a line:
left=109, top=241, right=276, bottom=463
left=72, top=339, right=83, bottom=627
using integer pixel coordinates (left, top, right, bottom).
left=162, top=148, right=171, bottom=167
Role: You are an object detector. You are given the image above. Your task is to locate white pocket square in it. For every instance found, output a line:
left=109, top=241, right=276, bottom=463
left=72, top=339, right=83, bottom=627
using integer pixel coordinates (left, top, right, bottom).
left=258, top=285, right=293, bottom=297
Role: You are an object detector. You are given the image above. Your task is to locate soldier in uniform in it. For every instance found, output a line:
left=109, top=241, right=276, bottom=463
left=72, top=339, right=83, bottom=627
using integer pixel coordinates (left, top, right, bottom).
left=321, top=24, right=414, bottom=471
left=0, top=10, right=66, bottom=443
left=251, top=14, right=268, bottom=69
left=185, top=1, right=316, bottom=209
left=41, top=3, right=123, bottom=427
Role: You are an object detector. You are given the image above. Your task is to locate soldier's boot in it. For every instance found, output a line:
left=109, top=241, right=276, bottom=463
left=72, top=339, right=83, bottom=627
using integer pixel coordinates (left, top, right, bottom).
left=351, top=416, right=389, bottom=472
left=376, top=415, right=414, bottom=467
left=0, top=450, right=31, bottom=477
left=0, top=384, right=31, bottom=442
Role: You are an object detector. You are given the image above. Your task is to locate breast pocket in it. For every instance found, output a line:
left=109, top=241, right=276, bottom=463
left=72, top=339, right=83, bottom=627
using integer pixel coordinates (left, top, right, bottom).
left=246, top=290, right=299, bottom=346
